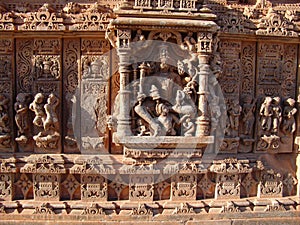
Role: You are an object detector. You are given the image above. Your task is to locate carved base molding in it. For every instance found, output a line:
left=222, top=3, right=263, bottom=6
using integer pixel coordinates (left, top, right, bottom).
left=0, top=197, right=299, bottom=220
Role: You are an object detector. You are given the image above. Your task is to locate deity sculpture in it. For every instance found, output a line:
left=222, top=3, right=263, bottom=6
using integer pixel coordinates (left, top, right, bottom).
left=30, top=93, right=60, bottom=149
left=15, top=93, right=31, bottom=144
left=271, top=96, right=282, bottom=134
left=44, top=93, right=60, bottom=132
left=228, top=99, right=242, bottom=131
left=259, top=96, right=273, bottom=132
left=29, top=93, right=46, bottom=127
left=282, top=98, right=297, bottom=134
left=241, top=96, right=256, bottom=136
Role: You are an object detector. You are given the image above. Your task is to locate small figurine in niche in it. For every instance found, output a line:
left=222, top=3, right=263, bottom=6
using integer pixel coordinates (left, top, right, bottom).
left=259, top=96, right=273, bottom=132
left=228, top=99, right=242, bottom=131
left=172, top=90, right=196, bottom=118
left=181, top=31, right=197, bottom=52
left=271, top=96, right=281, bottom=134
left=29, top=93, right=46, bottom=127
left=133, top=29, right=145, bottom=42
left=156, top=103, right=176, bottom=136
left=241, top=96, right=256, bottom=135
left=282, top=98, right=297, bottom=134
left=44, top=93, right=59, bottom=132
left=182, top=115, right=195, bottom=136
left=136, top=119, right=150, bottom=136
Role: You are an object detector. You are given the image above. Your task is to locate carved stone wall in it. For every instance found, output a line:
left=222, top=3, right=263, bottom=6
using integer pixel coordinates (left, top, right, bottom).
left=0, top=0, right=300, bottom=224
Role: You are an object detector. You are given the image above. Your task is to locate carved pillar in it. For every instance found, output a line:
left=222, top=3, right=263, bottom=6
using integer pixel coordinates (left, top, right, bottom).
left=195, top=32, right=213, bottom=136
left=0, top=159, right=15, bottom=201
left=116, top=29, right=132, bottom=137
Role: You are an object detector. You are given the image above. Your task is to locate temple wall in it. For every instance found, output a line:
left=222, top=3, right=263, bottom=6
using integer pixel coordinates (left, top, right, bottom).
left=0, top=0, right=300, bottom=224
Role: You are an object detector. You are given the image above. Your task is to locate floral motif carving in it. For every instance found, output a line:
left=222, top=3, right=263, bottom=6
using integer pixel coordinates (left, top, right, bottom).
left=33, top=39, right=61, bottom=54
left=241, top=173, right=257, bottom=198
left=81, top=175, right=107, bottom=201
left=198, top=173, right=215, bottom=199
left=62, top=174, right=80, bottom=200
left=0, top=39, right=12, bottom=54
left=0, top=6, right=14, bottom=31
left=0, top=94, right=11, bottom=149
left=129, top=174, right=154, bottom=201
left=256, top=9, right=298, bottom=37
left=15, top=173, right=33, bottom=199
left=81, top=203, right=105, bottom=215
left=0, top=173, right=13, bottom=200
left=20, top=155, right=65, bottom=174
left=173, top=203, right=195, bottom=214
left=33, top=55, right=60, bottom=80
left=81, top=39, right=110, bottom=54
left=130, top=203, right=153, bottom=216
left=19, top=4, right=65, bottom=31
left=171, top=174, right=197, bottom=201
left=0, top=55, right=12, bottom=79
left=71, top=156, right=115, bottom=174
left=258, top=169, right=283, bottom=198
left=82, top=55, right=109, bottom=80
left=220, top=201, right=241, bottom=213
left=33, top=173, right=60, bottom=201
left=69, top=3, right=113, bottom=31
left=16, top=39, right=34, bottom=93
left=215, top=174, right=240, bottom=199
left=33, top=203, right=54, bottom=214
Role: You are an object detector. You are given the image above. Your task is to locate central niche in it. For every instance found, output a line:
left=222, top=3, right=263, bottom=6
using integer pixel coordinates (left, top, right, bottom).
left=111, top=30, right=220, bottom=152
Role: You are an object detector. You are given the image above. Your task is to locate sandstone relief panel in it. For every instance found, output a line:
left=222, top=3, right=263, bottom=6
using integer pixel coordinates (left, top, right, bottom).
left=0, top=0, right=299, bottom=222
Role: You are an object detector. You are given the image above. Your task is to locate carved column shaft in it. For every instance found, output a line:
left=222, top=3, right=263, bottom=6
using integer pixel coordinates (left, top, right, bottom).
left=196, top=54, right=211, bottom=136
left=116, top=50, right=132, bottom=136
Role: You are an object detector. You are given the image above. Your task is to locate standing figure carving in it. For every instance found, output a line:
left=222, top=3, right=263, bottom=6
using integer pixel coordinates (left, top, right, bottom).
left=29, top=93, right=46, bottom=128
left=282, top=98, right=297, bottom=134
left=259, top=96, right=273, bottom=132
left=241, top=96, right=256, bottom=136
left=15, top=93, right=31, bottom=144
left=44, top=93, right=60, bottom=132
left=272, top=97, right=282, bottom=134
left=228, top=99, right=242, bottom=131
left=30, top=93, right=60, bottom=150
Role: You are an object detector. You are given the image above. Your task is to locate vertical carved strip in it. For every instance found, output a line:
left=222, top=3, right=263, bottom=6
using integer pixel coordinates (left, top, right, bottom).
left=63, top=38, right=80, bottom=153
left=239, top=42, right=256, bottom=153
left=0, top=38, right=14, bottom=152
left=218, top=40, right=241, bottom=154
left=15, top=39, right=34, bottom=152
left=78, top=38, right=109, bottom=153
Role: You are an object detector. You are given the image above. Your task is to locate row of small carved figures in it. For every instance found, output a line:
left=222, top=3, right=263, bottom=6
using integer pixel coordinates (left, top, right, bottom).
left=224, top=96, right=297, bottom=137
left=0, top=92, right=60, bottom=149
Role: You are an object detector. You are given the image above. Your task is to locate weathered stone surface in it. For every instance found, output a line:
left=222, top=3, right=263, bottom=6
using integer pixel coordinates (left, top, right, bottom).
left=0, top=0, right=300, bottom=223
